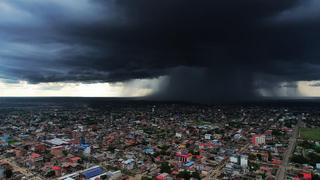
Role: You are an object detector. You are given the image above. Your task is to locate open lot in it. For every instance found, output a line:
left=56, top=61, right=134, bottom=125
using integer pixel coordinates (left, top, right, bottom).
left=300, top=128, right=320, bottom=141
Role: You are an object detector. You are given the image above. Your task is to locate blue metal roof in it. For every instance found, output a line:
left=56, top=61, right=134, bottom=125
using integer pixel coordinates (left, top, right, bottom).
left=184, top=161, right=194, bottom=167
left=80, top=144, right=90, bottom=150
left=82, top=167, right=104, bottom=179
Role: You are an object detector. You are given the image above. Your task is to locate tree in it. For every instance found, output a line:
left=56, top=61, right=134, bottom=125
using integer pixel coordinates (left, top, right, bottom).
left=189, top=149, right=200, bottom=155
left=45, top=170, right=55, bottom=178
left=300, top=140, right=314, bottom=149
left=192, top=171, right=201, bottom=180
left=177, top=170, right=191, bottom=180
left=272, top=130, right=282, bottom=136
left=249, top=162, right=260, bottom=171
left=101, top=174, right=108, bottom=180
left=4, top=169, right=13, bottom=179
left=307, top=153, right=320, bottom=165
left=248, top=154, right=257, bottom=161
left=107, top=146, right=115, bottom=153
left=291, top=155, right=307, bottom=164
left=267, top=151, right=272, bottom=161
left=312, top=174, right=320, bottom=180
left=62, top=150, right=68, bottom=157
left=160, top=162, right=172, bottom=173
left=141, top=176, right=152, bottom=180
left=257, top=154, right=262, bottom=161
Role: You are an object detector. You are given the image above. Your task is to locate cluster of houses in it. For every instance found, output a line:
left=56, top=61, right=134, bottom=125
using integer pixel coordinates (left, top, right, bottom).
left=0, top=101, right=318, bottom=179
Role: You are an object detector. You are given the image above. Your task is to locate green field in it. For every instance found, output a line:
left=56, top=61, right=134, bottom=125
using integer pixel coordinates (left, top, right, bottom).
left=300, top=128, right=320, bottom=141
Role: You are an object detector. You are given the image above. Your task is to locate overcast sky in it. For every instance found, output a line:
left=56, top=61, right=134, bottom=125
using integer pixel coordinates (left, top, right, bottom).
left=1, top=0, right=320, bottom=102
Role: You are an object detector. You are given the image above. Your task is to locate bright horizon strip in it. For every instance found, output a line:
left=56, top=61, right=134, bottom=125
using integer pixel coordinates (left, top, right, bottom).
left=0, top=77, right=166, bottom=97
left=298, top=81, right=320, bottom=97
left=0, top=79, right=319, bottom=97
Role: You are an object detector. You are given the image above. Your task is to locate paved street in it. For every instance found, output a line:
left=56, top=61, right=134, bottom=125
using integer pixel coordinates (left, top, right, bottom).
left=0, top=157, right=43, bottom=180
left=275, top=120, right=301, bottom=180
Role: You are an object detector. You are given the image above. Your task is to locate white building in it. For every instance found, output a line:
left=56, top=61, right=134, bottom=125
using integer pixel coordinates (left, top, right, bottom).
left=205, top=134, right=212, bottom=140
left=83, top=146, right=91, bottom=156
left=240, top=155, right=248, bottom=168
left=230, top=156, right=239, bottom=164
left=175, top=133, right=182, bottom=138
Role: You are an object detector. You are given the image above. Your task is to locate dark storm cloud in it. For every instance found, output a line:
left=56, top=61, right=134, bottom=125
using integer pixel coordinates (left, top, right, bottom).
left=1, top=0, right=320, bottom=101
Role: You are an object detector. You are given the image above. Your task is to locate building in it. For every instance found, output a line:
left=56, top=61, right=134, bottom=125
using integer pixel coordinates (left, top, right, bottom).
left=157, top=173, right=170, bottom=180
left=230, top=156, right=239, bottom=164
left=106, top=170, right=122, bottom=180
left=176, top=152, right=193, bottom=162
left=175, top=133, right=182, bottom=138
left=122, top=159, right=135, bottom=170
left=51, top=146, right=64, bottom=157
left=34, top=143, right=47, bottom=153
left=80, top=143, right=91, bottom=156
left=14, top=149, right=25, bottom=158
left=52, top=166, right=62, bottom=177
left=80, top=166, right=105, bottom=179
left=144, top=147, right=155, bottom=155
left=68, top=156, right=81, bottom=164
left=205, top=134, right=212, bottom=140
left=31, top=153, right=43, bottom=162
left=240, top=155, right=248, bottom=168
left=252, top=135, right=266, bottom=146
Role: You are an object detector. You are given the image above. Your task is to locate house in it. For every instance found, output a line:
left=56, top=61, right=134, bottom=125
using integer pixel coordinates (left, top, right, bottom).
left=204, top=134, right=212, bottom=140
left=175, top=133, right=182, bottom=138
left=15, top=148, right=25, bottom=158
left=51, top=146, right=64, bottom=157
left=176, top=152, right=192, bottom=162
left=252, top=135, right=266, bottom=146
left=80, top=166, right=105, bottom=180
left=183, top=161, right=194, bottom=167
left=144, top=148, right=155, bottom=155
left=52, top=166, right=62, bottom=177
left=34, top=143, right=47, bottom=153
left=122, top=159, right=135, bottom=170
left=31, top=153, right=43, bottom=162
left=68, top=156, right=81, bottom=164
left=157, top=173, right=170, bottom=180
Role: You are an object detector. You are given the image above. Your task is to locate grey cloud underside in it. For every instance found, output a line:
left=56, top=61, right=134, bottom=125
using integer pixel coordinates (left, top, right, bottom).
left=1, top=0, right=320, bottom=102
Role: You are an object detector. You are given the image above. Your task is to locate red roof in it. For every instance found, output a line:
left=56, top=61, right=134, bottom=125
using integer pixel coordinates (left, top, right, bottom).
left=265, top=130, right=272, bottom=135
left=69, top=156, right=81, bottom=162
left=157, top=173, right=168, bottom=180
left=31, top=153, right=41, bottom=159
left=156, top=175, right=164, bottom=180
left=303, top=173, right=312, bottom=179
left=175, top=152, right=192, bottom=158
left=52, top=166, right=61, bottom=171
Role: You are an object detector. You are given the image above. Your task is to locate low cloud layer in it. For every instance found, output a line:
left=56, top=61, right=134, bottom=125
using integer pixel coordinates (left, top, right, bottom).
left=1, top=0, right=320, bottom=102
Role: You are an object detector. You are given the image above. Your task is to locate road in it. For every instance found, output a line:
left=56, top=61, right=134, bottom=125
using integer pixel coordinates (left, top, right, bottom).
left=275, top=120, right=301, bottom=180
left=251, top=160, right=307, bottom=172
left=0, top=158, right=43, bottom=180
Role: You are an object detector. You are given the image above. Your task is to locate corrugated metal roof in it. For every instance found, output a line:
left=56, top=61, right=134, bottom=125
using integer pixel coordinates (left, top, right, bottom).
left=82, top=167, right=104, bottom=179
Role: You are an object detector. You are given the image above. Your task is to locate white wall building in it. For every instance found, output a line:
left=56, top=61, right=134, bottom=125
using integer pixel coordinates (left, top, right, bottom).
left=240, top=155, right=248, bottom=168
